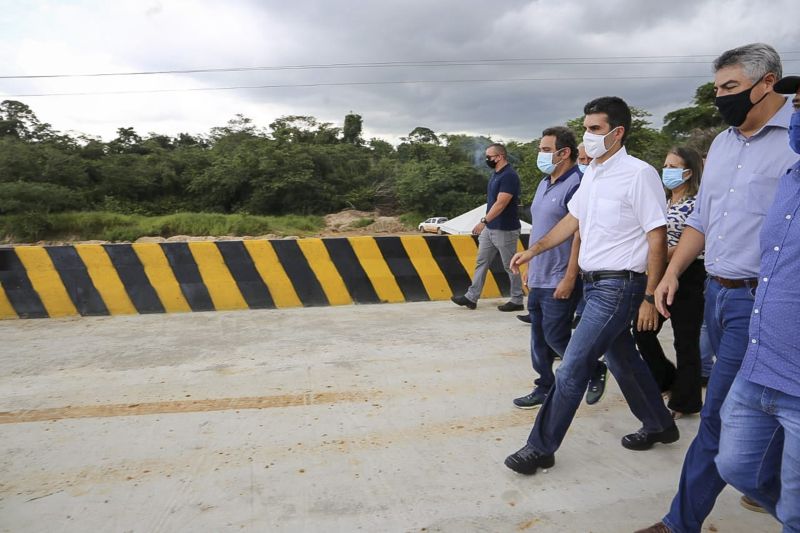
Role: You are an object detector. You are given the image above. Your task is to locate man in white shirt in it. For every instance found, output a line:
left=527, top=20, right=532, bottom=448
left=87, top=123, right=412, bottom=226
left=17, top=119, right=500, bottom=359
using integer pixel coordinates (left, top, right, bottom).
left=504, top=96, right=678, bottom=475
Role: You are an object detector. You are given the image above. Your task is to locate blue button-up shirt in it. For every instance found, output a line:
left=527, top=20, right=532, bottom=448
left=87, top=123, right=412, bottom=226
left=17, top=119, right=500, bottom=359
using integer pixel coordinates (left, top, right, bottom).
left=528, top=165, right=582, bottom=288
left=686, top=97, right=797, bottom=278
left=739, top=160, right=800, bottom=396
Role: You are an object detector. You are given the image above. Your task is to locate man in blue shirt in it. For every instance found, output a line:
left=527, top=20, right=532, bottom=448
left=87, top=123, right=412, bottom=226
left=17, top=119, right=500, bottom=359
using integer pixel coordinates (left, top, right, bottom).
left=715, top=75, right=800, bottom=531
left=513, top=127, right=582, bottom=409
left=452, top=143, right=524, bottom=311
left=639, top=43, right=799, bottom=533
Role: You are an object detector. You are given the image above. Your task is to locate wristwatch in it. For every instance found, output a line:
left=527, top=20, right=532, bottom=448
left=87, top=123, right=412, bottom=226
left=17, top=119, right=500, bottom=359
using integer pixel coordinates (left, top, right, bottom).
left=480, top=217, right=488, bottom=224
left=643, top=294, right=655, bottom=304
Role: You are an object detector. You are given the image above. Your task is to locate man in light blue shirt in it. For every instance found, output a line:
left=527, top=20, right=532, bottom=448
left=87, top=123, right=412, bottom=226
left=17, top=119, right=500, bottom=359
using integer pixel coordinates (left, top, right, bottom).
left=640, top=43, right=799, bottom=533
left=716, top=75, right=800, bottom=532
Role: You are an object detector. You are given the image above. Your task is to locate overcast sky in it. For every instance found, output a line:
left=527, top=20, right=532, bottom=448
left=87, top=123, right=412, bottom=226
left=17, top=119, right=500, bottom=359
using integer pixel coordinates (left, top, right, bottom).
left=1, top=0, right=798, bottom=144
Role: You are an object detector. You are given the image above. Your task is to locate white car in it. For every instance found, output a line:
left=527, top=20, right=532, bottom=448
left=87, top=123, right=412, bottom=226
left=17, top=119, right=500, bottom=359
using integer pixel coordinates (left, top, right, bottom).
left=418, top=217, right=449, bottom=234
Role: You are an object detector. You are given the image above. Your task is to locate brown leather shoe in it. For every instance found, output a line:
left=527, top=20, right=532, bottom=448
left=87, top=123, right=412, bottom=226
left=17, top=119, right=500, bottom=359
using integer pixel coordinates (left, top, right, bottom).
left=740, top=495, right=768, bottom=513
left=634, top=522, right=671, bottom=533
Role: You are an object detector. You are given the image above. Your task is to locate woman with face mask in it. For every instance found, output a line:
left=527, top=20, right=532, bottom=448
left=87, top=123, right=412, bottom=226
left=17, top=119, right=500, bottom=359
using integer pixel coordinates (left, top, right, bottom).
left=633, top=146, right=706, bottom=419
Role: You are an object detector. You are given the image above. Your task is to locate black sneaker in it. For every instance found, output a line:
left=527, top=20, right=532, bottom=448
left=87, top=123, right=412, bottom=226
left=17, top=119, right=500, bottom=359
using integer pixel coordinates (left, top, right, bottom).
left=621, top=423, right=680, bottom=451
left=516, top=314, right=532, bottom=324
left=586, top=360, right=608, bottom=405
left=513, top=388, right=547, bottom=409
left=451, top=295, right=476, bottom=310
left=497, top=301, right=524, bottom=312
left=504, top=444, right=555, bottom=475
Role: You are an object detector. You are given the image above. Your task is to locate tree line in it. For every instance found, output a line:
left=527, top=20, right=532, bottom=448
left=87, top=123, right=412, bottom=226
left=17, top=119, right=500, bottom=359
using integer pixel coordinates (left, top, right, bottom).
left=0, top=83, right=723, bottom=223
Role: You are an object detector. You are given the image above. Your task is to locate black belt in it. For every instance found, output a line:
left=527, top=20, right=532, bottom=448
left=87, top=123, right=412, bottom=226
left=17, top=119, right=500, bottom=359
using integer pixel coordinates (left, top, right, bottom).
left=581, top=270, right=645, bottom=283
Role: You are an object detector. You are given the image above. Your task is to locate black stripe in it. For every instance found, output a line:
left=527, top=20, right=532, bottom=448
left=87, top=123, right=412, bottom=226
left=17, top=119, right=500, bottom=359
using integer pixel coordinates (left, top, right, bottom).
left=216, top=241, right=275, bottom=309
left=0, top=249, right=48, bottom=318
left=103, top=244, right=165, bottom=314
left=322, top=239, right=380, bottom=304
left=373, top=237, right=428, bottom=302
left=424, top=236, right=471, bottom=295
left=159, top=243, right=214, bottom=312
left=46, top=247, right=108, bottom=316
left=519, top=234, right=530, bottom=248
left=269, top=240, right=328, bottom=307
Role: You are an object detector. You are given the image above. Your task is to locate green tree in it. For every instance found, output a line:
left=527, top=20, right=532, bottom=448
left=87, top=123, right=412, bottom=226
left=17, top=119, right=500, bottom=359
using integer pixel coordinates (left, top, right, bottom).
left=342, top=113, right=363, bottom=145
left=662, top=82, right=725, bottom=153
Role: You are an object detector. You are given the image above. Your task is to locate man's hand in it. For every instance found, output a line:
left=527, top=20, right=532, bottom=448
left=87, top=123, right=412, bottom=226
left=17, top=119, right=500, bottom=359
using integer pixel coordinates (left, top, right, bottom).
left=654, top=271, right=679, bottom=318
left=553, top=277, right=575, bottom=300
left=637, top=300, right=660, bottom=331
left=510, top=250, right=535, bottom=274
left=472, top=222, right=485, bottom=235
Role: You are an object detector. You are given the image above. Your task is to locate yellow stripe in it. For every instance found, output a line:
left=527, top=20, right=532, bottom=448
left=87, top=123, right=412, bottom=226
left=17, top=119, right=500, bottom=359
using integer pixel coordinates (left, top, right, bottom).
left=13, top=247, right=78, bottom=317
left=399, top=236, right=451, bottom=300
left=186, top=242, right=248, bottom=311
left=74, top=245, right=137, bottom=315
left=296, top=239, right=352, bottom=306
left=347, top=237, right=405, bottom=303
left=131, top=243, right=191, bottom=313
left=242, top=240, right=302, bottom=308
left=448, top=235, right=502, bottom=298
left=0, top=283, right=18, bottom=319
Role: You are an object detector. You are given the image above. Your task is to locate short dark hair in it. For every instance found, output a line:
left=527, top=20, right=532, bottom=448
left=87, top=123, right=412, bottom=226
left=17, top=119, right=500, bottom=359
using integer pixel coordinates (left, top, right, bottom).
left=487, top=142, right=507, bottom=157
left=541, top=126, right=578, bottom=162
left=668, top=146, right=704, bottom=198
left=583, top=96, right=632, bottom=144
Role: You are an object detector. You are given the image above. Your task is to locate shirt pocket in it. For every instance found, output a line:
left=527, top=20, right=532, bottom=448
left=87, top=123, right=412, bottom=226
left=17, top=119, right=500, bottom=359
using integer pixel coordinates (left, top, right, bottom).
left=593, top=198, right=621, bottom=228
left=746, top=174, right=780, bottom=215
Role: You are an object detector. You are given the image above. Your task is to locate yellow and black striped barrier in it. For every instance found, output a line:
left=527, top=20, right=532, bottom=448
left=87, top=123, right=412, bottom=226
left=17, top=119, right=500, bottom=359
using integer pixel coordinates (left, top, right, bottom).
left=0, top=235, right=528, bottom=319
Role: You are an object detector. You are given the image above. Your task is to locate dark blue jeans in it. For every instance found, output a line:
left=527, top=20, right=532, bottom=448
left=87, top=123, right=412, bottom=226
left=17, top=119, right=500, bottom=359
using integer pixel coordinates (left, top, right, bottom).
left=663, top=278, right=755, bottom=533
left=527, top=275, right=673, bottom=455
left=528, top=287, right=578, bottom=391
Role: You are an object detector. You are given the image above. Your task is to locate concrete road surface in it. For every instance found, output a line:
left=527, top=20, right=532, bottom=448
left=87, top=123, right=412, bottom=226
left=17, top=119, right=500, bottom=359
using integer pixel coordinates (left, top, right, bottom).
left=0, top=300, right=780, bottom=532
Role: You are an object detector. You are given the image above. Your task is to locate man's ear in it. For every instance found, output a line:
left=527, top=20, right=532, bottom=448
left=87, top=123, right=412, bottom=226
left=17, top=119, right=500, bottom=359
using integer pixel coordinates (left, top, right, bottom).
left=763, top=71, right=777, bottom=89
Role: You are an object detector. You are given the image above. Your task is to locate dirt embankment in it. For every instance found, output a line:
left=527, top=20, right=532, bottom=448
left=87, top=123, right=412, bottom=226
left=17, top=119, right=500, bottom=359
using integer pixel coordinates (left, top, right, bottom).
left=19, top=210, right=419, bottom=246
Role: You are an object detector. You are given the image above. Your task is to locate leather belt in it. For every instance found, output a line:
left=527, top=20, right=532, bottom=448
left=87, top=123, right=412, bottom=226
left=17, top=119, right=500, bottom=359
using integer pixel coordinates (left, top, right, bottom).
left=581, top=270, right=645, bottom=283
left=711, top=276, right=758, bottom=289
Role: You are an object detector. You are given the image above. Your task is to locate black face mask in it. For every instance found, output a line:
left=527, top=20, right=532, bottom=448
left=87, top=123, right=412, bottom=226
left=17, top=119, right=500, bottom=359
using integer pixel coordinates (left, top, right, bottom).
left=715, top=76, right=769, bottom=127
left=485, top=157, right=498, bottom=169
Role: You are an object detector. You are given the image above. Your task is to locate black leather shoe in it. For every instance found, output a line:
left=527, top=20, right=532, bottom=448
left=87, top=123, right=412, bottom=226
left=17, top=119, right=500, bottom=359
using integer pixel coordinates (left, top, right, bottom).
left=585, top=360, right=608, bottom=405
left=451, top=295, right=476, bottom=310
left=622, top=423, right=680, bottom=451
left=497, top=301, right=524, bottom=312
left=516, top=314, right=532, bottom=324
left=504, top=444, right=555, bottom=475
left=512, top=388, right=547, bottom=409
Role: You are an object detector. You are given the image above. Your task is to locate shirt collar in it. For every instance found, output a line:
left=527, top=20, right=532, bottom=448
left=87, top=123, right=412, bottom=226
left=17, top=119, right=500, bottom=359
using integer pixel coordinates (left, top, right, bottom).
left=731, top=96, right=793, bottom=139
left=591, top=146, right=628, bottom=169
left=547, top=164, right=580, bottom=185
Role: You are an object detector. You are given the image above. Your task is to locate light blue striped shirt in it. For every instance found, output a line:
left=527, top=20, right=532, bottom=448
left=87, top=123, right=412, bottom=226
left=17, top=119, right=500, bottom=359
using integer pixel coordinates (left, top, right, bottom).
left=685, top=97, right=797, bottom=278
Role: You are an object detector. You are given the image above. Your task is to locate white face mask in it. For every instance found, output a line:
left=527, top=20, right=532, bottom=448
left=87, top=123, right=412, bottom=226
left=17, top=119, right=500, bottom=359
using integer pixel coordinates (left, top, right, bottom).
left=582, top=127, right=619, bottom=159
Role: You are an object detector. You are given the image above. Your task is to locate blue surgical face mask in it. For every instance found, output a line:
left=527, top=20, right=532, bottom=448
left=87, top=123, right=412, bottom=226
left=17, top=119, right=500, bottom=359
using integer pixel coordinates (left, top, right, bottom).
left=790, top=110, right=800, bottom=155
left=661, top=167, right=688, bottom=190
left=536, top=150, right=563, bottom=175
left=578, top=163, right=588, bottom=173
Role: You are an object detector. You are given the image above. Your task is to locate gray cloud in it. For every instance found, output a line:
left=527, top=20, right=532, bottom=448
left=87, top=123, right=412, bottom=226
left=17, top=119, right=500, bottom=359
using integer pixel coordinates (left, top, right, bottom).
left=1, top=0, right=798, bottom=142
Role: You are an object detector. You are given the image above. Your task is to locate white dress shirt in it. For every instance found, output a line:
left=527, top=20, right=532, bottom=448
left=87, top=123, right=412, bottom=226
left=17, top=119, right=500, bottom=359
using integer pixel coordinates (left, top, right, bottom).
left=568, top=147, right=667, bottom=273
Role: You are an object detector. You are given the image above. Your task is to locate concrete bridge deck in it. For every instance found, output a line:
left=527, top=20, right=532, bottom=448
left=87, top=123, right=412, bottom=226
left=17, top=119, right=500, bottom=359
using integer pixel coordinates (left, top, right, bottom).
left=0, top=301, right=779, bottom=532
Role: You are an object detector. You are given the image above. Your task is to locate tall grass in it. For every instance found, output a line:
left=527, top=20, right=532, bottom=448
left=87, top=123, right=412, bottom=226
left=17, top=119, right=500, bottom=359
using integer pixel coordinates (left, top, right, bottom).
left=0, top=212, right=325, bottom=243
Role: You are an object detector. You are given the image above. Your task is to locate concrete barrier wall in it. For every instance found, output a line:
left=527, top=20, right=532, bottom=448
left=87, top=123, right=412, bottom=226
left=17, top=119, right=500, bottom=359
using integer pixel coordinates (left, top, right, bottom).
left=0, top=235, right=529, bottom=319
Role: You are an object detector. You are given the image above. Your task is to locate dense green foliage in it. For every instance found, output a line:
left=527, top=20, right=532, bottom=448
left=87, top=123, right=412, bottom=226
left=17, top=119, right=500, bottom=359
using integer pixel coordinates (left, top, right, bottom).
left=0, top=86, right=724, bottom=241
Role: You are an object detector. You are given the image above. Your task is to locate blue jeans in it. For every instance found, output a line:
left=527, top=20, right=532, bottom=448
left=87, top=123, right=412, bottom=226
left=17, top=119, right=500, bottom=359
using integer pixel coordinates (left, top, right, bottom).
left=700, top=321, right=715, bottom=378
left=526, top=275, right=673, bottom=455
left=663, top=278, right=755, bottom=533
left=717, top=374, right=800, bottom=530
left=528, top=287, right=578, bottom=391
